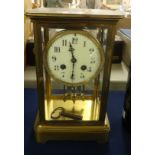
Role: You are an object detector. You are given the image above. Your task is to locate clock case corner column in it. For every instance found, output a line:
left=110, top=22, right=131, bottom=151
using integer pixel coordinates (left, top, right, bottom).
left=99, top=24, right=117, bottom=123
left=33, top=21, right=45, bottom=122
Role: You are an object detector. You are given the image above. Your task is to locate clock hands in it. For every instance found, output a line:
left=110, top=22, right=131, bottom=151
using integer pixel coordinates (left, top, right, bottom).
left=69, top=43, right=77, bottom=63
left=69, top=43, right=77, bottom=81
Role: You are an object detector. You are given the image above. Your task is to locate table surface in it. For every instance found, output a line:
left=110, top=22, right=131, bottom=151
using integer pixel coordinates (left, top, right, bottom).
left=24, top=88, right=131, bottom=155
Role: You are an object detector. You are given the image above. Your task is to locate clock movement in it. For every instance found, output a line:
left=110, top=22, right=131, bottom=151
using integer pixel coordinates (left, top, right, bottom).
left=26, top=8, right=123, bottom=143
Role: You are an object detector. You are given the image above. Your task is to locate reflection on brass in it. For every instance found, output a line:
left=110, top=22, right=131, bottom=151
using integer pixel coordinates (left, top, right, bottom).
left=34, top=113, right=110, bottom=143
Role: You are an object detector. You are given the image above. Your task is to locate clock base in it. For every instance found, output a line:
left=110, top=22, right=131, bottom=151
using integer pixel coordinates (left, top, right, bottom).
left=34, top=113, right=110, bottom=143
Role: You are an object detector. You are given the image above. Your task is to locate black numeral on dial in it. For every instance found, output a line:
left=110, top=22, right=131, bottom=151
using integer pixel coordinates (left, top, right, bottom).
left=54, top=65, right=59, bottom=71
left=62, top=40, right=67, bottom=46
left=54, top=47, right=60, bottom=53
left=89, top=48, right=94, bottom=54
left=72, top=37, right=78, bottom=44
left=80, top=73, right=85, bottom=79
left=87, top=67, right=92, bottom=72
left=52, top=56, right=56, bottom=62
left=90, top=57, right=95, bottom=64
left=62, top=72, right=65, bottom=78
left=84, top=41, right=86, bottom=47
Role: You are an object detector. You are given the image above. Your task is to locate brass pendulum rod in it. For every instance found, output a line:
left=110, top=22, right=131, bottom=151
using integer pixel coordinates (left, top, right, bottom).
left=82, top=85, right=85, bottom=100
left=63, top=85, right=67, bottom=102
left=71, top=86, right=76, bottom=104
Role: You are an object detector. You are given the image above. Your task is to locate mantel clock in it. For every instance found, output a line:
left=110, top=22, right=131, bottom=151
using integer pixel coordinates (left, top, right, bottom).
left=26, top=8, right=123, bottom=143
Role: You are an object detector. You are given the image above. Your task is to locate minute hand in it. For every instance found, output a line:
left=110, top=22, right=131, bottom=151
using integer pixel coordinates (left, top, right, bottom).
left=69, top=43, right=77, bottom=62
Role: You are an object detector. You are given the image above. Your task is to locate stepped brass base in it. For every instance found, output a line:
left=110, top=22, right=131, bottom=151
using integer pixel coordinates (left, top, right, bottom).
left=34, top=113, right=110, bottom=143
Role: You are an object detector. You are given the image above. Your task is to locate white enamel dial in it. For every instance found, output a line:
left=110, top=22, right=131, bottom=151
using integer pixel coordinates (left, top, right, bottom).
left=44, top=30, right=104, bottom=85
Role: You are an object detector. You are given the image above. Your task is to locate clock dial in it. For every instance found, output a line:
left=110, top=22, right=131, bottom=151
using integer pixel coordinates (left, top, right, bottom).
left=44, top=30, right=104, bottom=85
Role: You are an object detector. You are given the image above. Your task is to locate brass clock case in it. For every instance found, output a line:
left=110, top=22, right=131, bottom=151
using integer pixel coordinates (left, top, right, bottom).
left=44, top=30, right=105, bottom=86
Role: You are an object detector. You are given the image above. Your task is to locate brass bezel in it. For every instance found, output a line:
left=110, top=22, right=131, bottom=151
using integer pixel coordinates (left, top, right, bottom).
left=44, top=30, right=105, bottom=86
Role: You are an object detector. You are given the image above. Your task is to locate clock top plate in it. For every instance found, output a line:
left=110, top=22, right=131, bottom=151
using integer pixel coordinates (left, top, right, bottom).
left=26, top=8, right=124, bottom=20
